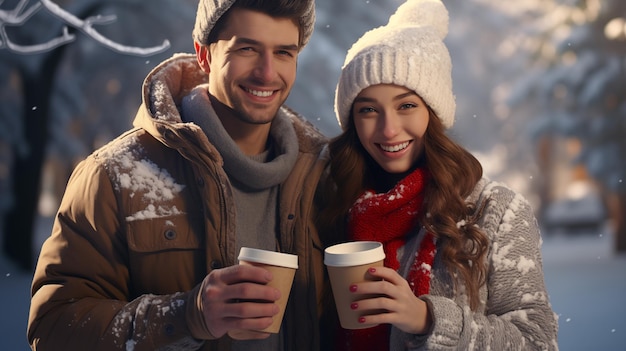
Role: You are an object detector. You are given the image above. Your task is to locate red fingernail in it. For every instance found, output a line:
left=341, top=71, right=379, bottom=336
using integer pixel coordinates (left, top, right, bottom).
left=350, top=303, right=358, bottom=310
left=369, top=267, right=376, bottom=273
left=358, top=317, right=366, bottom=324
left=349, top=285, right=357, bottom=292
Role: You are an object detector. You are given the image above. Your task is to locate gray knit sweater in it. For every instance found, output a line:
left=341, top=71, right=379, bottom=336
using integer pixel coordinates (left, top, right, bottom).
left=392, top=178, right=559, bottom=350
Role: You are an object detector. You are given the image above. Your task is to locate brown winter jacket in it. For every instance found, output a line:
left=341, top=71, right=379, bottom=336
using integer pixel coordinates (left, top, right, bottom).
left=28, top=54, right=329, bottom=351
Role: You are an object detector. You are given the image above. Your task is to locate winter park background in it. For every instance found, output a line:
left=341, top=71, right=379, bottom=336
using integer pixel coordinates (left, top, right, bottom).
left=1, top=0, right=625, bottom=350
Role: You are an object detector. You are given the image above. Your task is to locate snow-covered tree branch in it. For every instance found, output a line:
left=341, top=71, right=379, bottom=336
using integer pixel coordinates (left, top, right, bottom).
left=0, top=0, right=170, bottom=56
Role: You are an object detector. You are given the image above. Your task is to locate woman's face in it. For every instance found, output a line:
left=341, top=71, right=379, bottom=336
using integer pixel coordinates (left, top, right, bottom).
left=352, top=84, right=429, bottom=174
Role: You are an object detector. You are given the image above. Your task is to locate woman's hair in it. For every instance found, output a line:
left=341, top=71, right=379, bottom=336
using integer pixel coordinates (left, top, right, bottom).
left=206, top=0, right=310, bottom=48
left=318, top=107, right=489, bottom=310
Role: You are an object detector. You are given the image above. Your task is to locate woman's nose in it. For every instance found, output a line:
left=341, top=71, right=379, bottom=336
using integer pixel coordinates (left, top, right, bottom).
left=379, top=111, right=399, bottom=138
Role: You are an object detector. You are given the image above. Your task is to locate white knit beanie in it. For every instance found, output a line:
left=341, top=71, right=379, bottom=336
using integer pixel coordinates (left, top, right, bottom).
left=335, top=0, right=455, bottom=130
left=192, top=0, right=316, bottom=49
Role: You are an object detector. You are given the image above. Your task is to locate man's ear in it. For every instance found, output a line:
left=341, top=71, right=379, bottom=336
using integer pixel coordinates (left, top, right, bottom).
left=194, top=41, right=211, bottom=74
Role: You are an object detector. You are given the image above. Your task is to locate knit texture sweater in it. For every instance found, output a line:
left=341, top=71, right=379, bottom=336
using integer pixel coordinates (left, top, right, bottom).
left=389, top=178, right=559, bottom=350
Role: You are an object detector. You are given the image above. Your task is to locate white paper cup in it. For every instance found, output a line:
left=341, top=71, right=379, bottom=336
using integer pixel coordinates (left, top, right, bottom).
left=228, top=248, right=298, bottom=339
left=324, top=241, right=385, bottom=329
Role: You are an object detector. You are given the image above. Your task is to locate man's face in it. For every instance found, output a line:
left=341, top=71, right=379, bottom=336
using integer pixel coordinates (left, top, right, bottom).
left=200, top=8, right=300, bottom=126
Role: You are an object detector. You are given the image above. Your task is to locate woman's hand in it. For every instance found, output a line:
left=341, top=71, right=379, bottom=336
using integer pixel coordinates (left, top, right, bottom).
left=350, top=267, right=432, bottom=334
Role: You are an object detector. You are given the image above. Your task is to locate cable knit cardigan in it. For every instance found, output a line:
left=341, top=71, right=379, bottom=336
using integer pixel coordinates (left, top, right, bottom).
left=392, top=178, right=559, bottom=350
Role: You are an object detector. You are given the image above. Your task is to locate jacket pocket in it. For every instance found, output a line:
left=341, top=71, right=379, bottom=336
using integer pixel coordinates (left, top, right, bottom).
left=126, top=214, right=201, bottom=253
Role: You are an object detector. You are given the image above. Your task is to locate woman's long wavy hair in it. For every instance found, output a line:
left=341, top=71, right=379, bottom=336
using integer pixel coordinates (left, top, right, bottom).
left=318, top=107, right=490, bottom=310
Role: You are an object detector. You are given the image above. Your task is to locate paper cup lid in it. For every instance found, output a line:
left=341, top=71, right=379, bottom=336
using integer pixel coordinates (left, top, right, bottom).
left=238, top=247, right=298, bottom=269
left=324, top=241, right=385, bottom=267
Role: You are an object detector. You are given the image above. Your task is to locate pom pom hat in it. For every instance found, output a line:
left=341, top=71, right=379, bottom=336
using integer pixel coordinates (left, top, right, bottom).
left=335, top=0, right=455, bottom=130
left=192, top=0, right=316, bottom=49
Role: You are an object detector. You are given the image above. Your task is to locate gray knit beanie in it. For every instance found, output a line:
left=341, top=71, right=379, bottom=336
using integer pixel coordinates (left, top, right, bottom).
left=335, top=0, right=455, bottom=130
left=192, top=0, right=316, bottom=49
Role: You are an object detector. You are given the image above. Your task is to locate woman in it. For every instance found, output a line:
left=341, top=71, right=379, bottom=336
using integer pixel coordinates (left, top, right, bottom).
left=318, top=0, right=559, bottom=350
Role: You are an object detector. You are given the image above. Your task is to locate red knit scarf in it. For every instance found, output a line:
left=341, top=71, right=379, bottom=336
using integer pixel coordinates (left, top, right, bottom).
left=336, top=168, right=437, bottom=351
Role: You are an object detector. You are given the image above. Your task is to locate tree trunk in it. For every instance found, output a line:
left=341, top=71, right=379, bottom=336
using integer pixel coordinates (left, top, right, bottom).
left=2, top=3, right=121, bottom=271
left=605, top=191, right=626, bottom=253
left=2, top=49, right=64, bottom=271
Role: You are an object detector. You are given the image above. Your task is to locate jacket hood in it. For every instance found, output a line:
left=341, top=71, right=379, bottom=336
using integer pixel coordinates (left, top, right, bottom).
left=141, top=53, right=206, bottom=124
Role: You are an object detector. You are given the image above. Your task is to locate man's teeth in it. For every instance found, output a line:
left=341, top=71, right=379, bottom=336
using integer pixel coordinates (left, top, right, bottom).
left=380, top=141, right=409, bottom=152
left=247, top=88, right=274, bottom=97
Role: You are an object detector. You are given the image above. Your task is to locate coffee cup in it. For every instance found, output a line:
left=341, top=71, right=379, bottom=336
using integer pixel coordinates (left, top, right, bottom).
left=228, top=247, right=298, bottom=339
left=324, top=241, right=385, bottom=329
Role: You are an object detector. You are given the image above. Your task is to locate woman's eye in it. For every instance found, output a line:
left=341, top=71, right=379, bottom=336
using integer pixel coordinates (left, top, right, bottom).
left=357, top=106, right=376, bottom=113
left=400, top=103, right=417, bottom=109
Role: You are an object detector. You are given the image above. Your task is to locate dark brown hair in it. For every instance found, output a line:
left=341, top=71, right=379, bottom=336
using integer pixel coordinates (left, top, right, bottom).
left=206, top=0, right=310, bottom=48
left=318, top=107, right=490, bottom=310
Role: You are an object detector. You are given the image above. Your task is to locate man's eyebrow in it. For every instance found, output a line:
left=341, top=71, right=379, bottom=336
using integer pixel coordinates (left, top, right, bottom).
left=277, top=44, right=299, bottom=52
left=234, top=37, right=298, bottom=51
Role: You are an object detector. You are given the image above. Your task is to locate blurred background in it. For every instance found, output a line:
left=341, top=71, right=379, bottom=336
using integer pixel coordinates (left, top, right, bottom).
left=1, top=0, right=625, bottom=349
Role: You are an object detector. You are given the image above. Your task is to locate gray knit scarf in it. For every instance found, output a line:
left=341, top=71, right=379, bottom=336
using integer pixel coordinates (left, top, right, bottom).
left=181, top=85, right=298, bottom=189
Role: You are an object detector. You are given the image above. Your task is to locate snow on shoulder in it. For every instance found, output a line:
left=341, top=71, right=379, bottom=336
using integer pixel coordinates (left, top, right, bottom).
left=97, top=135, right=186, bottom=222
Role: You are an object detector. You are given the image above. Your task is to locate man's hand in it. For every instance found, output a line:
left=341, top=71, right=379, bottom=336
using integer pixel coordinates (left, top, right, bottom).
left=200, top=264, right=281, bottom=339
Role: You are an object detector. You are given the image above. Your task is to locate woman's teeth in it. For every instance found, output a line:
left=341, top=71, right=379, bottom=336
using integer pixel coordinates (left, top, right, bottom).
left=380, top=141, right=409, bottom=152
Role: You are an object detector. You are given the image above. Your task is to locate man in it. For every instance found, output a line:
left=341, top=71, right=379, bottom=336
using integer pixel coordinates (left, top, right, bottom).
left=27, top=1, right=327, bottom=350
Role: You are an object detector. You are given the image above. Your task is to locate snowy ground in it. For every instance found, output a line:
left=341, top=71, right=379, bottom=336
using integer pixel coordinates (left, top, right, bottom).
left=541, top=228, right=626, bottom=351
left=1, top=217, right=625, bottom=350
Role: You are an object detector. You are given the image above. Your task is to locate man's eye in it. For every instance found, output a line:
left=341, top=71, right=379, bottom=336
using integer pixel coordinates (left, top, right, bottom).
left=277, top=50, right=295, bottom=57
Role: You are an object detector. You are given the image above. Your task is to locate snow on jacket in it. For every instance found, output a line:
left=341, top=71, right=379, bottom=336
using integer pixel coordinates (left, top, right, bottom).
left=28, top=54, right=329, bottom=351
left=391, top=178, right=559, bottom=350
